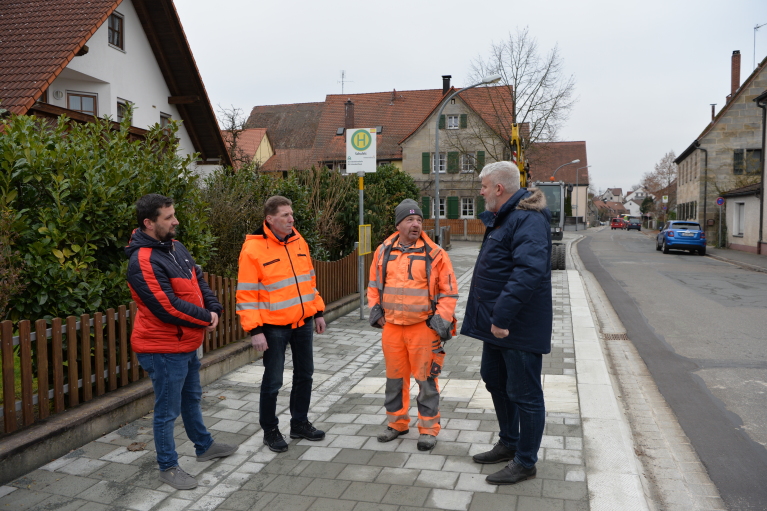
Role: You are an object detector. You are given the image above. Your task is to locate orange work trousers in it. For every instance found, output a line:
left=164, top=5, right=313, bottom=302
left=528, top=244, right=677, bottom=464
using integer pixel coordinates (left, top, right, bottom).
left=381, top=321, right=443, bottom=436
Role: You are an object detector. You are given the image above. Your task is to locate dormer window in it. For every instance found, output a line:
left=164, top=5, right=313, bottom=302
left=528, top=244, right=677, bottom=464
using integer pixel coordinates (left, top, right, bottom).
left=109, top=12, right=124, bottom=50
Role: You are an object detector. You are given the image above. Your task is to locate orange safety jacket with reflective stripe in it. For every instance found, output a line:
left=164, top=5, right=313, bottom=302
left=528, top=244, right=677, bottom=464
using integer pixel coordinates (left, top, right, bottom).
left=236, top=223, right=325, bottom=334
left=367, top=231, right=458, bottom=326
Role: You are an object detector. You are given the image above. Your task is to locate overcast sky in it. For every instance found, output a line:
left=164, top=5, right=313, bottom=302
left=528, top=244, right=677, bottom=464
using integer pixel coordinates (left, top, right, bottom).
left=175, top=0, right=767, bottom=194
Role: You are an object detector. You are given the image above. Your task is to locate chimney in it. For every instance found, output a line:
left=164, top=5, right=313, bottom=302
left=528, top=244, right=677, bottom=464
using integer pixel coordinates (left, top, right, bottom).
left=711, top=103, right=716, bottom=121
left=344, top=99, right=354, bottom=129
left=731, top=50, right=741, bottom=98
left=442, top=75, right=451, bottom=95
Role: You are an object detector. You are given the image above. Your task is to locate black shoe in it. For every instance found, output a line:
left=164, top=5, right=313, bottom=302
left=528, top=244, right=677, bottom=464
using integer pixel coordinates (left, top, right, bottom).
left=289, top=420, right=325, bottom=441
left=486, top=460, right=537, bottom=485
left=472, top=442, right=517, bottom=464
left=263, top=428, right=288, bottom=452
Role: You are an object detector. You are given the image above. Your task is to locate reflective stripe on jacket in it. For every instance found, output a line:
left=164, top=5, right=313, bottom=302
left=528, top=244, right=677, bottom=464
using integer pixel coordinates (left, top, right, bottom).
left=236, top=223, right=325, bottom=333
left=367, top=231, right=457, bottom=326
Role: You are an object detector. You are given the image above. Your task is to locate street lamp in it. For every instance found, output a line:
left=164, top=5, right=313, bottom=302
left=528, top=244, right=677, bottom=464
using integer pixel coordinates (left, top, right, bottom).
left=433, top=73, right=502, bottom=246
left=575, top=165, right=591, bottom=231
left=550, top=159, right=580, bottom=180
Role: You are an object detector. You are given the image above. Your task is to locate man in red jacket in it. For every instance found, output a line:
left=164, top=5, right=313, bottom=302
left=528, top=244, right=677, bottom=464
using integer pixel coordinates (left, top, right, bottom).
left=126, top=194, right=237, bottom=490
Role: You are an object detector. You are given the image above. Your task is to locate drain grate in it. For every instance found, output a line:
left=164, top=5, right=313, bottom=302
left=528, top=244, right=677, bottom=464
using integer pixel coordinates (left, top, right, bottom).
left=602, top=333, right=629, bottom=340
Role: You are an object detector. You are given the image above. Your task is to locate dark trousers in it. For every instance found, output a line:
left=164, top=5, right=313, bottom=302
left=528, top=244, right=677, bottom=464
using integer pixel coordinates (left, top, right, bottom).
left=259, top=320, right=314, bottom=431
left=480, top=343, right=545, bottom=468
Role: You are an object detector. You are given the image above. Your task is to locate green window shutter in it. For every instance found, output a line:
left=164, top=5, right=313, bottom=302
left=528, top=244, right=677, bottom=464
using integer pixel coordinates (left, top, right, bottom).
left=447, top=196, right=460, bottom=219
left=477, top=151, right=485, bottom=170
left=439, top=115, right=445, bottom=129
left=422, top=152, right=430, bottom=174
left=421, top=196, right=431, bottom=219
left=447, top=152, right=459, bottom=173
left=476, top=196, right=485, bottom=217
left=460, top=114, right=468, bottom=128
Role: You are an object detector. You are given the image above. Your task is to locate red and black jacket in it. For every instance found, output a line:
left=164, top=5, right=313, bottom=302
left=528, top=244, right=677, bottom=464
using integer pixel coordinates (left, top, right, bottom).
left=125, top=228, right=223, bottom=353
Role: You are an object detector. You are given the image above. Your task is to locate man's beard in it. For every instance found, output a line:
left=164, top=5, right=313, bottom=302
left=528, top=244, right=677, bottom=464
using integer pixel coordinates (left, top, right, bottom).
left=485, top=196, right=497, bottom=212
left=159, top=230, right=175, bottom=242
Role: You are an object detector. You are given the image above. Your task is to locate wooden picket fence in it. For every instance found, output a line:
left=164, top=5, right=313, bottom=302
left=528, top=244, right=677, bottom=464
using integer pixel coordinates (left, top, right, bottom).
left=423, top=219, right=485, bottom=238
left=0, top=250, right=370, bottom=436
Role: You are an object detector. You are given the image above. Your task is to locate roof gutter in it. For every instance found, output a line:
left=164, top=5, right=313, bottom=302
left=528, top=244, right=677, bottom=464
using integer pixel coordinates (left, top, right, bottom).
left=754, top=90, right=767, bottom=255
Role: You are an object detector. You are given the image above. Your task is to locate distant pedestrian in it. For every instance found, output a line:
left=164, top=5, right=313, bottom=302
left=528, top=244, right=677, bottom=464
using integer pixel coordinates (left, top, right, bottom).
left=461, top=161, right=553, bottom=485
left=236, top=196, right=327, bottom=453
left=368, top=199, right=458, bottom=451
left=126, top=193, right=237, bottom=490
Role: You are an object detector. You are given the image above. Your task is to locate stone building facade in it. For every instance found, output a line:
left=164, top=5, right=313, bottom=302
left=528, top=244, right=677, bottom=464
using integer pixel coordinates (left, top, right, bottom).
left=675, top=51, right=767, bottom=242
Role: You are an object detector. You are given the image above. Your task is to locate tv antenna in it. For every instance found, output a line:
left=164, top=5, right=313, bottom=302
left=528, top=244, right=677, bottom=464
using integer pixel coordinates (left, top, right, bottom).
left=755, top=22, right=767, bottom=69
left=339, top=70, right=353, bottom=94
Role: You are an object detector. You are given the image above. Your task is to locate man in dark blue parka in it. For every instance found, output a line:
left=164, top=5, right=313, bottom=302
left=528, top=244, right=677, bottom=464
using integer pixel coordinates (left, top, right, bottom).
left=461, top=161, right=552, bottom=485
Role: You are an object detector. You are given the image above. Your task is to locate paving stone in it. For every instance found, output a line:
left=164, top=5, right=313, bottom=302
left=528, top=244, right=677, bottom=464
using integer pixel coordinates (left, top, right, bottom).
left=250, top=492, right=315, bottom=511
left=415, top=469, right=459, bottom=490
left=262, top=475, right=314, bottom=495
left=516, top=495, right=566, bottom=511
left=332, top=449, right=375, bottom=465
left=374, top=467, right=420, bottom=486
left=337, top=464, right=382, bottom=482
left=306, top=497, right=356, bottom=511
left=339, top=481, right=390, bottom=503
left=380, top=484, right=430, bottom=506
left=468, top=492, right=519, bottom=510
left=367, top=452, right=409, bottom=468
left=218, top=490, right=275, bottom=511
left=425, top=488, right=473, bottom=511
left=300, top=478, right=351, bottom=499
left=32, top=495, right=88, bottom=511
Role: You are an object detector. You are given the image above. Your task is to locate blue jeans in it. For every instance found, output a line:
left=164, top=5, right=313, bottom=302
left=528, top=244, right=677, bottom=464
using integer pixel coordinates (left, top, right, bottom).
left=137, top=351, right=213, bottom=471
left=480, top=343, right=545, bottom=468
left=260, top=321, right=314, bottom=431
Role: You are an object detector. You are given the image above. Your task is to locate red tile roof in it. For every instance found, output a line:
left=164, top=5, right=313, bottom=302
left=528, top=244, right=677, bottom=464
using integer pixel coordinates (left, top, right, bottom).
left=0, top=0, right=120, bottom=114
left=316, top=89, right=444, bottom=162
left=605, top=201, right=627, bottom=214
left=245, top=102, right=324, bottom=149
left=0, top=0, right=230, bottom=165
left=527, top=141, right=589, bottom=185
left=260, top=149, right=316, bottom=172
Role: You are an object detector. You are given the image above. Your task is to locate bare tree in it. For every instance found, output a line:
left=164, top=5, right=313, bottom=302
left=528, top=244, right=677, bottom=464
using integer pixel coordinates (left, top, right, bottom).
left=642, top=151, right=677, bottom=193
left=217, top=104, right=254, bottom=170
left=469, top=27, right=577, bottom=154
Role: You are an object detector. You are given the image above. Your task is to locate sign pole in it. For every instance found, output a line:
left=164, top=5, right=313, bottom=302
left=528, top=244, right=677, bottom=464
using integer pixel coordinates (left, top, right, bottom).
left=358, top=172, right=365, bottom=319
left=719, top=204, right=722, bottom=248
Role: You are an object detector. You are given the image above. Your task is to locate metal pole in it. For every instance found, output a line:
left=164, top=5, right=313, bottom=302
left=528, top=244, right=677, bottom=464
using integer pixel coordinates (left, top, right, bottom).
left=358, top=172, right=365, bottom=319
left=434, top=79, right=497, bottom=247
left=575, top=169, right=579, bottom=231
left=719, top=203, right=723, bottom=249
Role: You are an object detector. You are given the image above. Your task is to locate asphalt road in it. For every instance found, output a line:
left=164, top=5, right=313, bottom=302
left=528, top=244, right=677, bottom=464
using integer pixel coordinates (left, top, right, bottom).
left=577, top=227, right=767, bottom=511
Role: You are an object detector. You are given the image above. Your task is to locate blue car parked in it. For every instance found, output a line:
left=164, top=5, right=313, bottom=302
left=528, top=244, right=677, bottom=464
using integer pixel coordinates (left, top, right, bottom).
left=656, top=221, right=707, bottom=255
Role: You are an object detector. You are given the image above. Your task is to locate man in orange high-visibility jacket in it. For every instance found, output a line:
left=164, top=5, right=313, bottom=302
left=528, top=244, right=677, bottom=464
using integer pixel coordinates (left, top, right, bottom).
left=368, top=199, right=458, bottom=451
left=236, top=196, right=326, bottom=453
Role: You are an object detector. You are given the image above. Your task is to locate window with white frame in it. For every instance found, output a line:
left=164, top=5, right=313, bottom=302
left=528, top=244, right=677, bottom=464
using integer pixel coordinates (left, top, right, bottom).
left=461, top=198, right=474, bottom=218
left=461, top=153, right=475, bottom=173
left=432, top=152, right=446, bottom=173
left=116, top=99, right=131, bottom=123
left=433, top=197, right=446, bottom=218
left=447, top=115, right=459, bottom=129
left=734, top=202, right=745, bottom=236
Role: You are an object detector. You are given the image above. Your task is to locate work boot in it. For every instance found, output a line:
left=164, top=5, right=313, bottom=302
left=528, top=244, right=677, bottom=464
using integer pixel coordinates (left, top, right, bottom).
left=486, top=460, right=537, bottom=485
left=417, top=434, right=437, bottom=451
left=159, top=466, right=197, bottom=490
left=472, top=442, right=516, bottom=464
left=197, top=441, right=238, bottom=462
left=290, top=420, right=325, bottom=441
left=377, top=427, right=409, bottom=442
left=263, top=428, right=288, bottom=453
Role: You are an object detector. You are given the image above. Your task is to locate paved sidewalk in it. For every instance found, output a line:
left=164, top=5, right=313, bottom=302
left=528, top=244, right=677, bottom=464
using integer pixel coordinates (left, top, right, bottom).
left=0, top=242, right=603, bottom=511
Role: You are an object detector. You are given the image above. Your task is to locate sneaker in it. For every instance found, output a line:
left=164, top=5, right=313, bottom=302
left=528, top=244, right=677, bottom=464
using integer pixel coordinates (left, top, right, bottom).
left=472, top=441, right=516, bottom=464
left=417, top=434, right=437, bottom=451
left=486, top=460, right=537, bottom=485
left=263, top=428, right=288, bottom=453
left=289, top=420, right=325, bottom=441
left=377, top=426, right=409, bottom=442
left=159, top=466, right=197, bottom=490
left=197, top=441, right=238, bottom=462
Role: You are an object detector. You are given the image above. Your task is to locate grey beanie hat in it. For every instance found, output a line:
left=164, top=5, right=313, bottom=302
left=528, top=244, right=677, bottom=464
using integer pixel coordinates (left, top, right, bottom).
left=395, top=199, right=423, bottom=226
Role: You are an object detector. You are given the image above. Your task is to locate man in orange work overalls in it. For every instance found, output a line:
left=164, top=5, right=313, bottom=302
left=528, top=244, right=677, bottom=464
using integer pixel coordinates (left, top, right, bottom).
left=368, top=199, right=458, bottom=451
